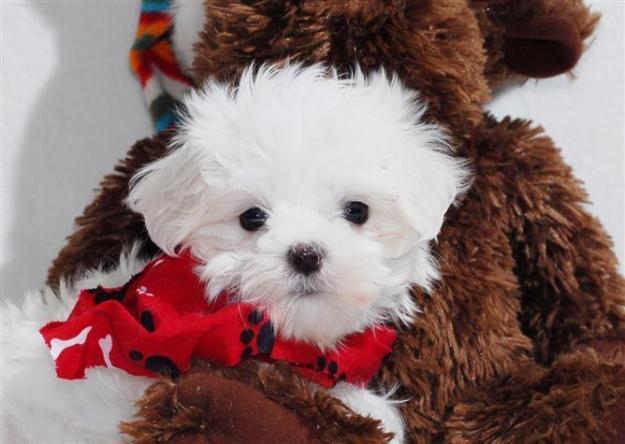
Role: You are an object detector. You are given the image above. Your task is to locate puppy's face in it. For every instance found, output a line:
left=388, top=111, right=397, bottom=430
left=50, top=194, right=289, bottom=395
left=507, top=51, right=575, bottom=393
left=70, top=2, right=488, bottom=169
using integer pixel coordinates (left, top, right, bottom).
left=129, top=65, right=468, bottom=349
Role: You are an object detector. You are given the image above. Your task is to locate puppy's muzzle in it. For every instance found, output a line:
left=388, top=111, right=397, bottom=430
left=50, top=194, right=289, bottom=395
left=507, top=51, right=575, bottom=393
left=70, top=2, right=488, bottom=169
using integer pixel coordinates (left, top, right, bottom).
left=287, top=243, right=325, bottom=275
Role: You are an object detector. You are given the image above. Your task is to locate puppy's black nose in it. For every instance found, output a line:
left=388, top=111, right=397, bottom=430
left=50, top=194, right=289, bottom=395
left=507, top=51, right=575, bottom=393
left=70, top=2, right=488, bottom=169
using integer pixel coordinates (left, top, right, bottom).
left=287, top=243, right=324, bottom=275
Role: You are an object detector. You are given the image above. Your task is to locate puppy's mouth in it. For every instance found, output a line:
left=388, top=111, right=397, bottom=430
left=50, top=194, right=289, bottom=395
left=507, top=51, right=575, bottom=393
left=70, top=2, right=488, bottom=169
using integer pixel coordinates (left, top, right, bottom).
left=295, top=287, right=320, bottom=296
left=291, top=277, right=326, bottom=297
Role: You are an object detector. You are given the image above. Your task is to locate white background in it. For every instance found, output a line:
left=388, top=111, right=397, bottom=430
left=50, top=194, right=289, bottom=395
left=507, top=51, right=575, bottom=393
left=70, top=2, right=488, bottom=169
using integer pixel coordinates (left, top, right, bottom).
left=1, top=1, right=623, bottom=302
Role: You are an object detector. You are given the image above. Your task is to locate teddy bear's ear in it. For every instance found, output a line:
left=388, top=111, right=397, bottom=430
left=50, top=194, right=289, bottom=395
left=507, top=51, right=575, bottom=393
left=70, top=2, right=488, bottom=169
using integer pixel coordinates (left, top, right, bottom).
left=503, top=16, right=583, bottom=78
left=473, top=0, right=600, bottom=84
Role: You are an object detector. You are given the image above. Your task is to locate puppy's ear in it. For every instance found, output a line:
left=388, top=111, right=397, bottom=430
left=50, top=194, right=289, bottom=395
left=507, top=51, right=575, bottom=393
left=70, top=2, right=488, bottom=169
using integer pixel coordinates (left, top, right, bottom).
left=395, top=137, right=469, bottom=243
left=127, top=143, right=212, bottom=255
left=364, top=71, right=470, bottom=243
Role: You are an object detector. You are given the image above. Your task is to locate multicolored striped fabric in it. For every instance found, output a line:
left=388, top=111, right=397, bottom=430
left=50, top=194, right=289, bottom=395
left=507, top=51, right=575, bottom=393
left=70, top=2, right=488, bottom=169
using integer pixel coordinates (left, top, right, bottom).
left=129, top=0, right=194, bottom=132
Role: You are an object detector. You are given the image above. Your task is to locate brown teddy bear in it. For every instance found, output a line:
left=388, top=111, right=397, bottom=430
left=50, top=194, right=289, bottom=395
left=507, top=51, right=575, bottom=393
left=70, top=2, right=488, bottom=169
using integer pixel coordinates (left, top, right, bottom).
left=47, top=0, right=625, bottom=442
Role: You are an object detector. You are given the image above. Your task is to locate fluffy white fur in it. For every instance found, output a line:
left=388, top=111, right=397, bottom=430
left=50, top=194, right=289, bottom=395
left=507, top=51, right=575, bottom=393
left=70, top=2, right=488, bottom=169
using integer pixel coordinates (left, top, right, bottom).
left=1, top=248, right=152, bottom=443
left=2, top=65, right=467, bottom=443
left=128, top=64, right=467, bottom=349
left=331, top=382, right=406, bottom=442
left=126, top=64, right=468, bottom=441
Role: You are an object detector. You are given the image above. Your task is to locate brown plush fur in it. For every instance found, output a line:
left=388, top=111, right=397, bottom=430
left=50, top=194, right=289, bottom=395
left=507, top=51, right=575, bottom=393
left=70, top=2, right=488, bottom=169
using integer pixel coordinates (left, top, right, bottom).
left=191, top=0, right=490, bottom=129
left=446, top=347, right=625, bottom=443
left=122, top=361, right=392, bottom=443
left=470, top=0, right=600, bottom=86
left=47, top=0, right=624, bottom=442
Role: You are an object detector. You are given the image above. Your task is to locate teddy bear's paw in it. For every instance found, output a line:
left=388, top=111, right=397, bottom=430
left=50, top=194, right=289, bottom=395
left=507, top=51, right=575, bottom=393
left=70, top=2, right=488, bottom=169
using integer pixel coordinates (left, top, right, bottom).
left=122, top=360, right=397, bottom=443
left=122, top=370, right=320, bottom=444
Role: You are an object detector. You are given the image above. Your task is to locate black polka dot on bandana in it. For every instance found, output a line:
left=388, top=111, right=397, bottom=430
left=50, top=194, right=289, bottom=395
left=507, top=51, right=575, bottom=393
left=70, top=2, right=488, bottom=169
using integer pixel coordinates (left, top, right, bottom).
left=240, top=329, right=254, bottom=344
left=328, top=360, right=338, bottom=375
left=257, top=322, right=275, bottom=354
left=241, top=347, right=253, bottom=360
left=129, top=350, right=143, bottom=361
left=247, top=310, right=264, bottom=325
left=316, top=356, right=327, bottom=371
left=382, top=353, right=393, bottom=365
left=94, top=286, right=125, bottom=305
left=145, top=356, right=180, bottom=379
left=338, top=373, right=347, bottom=382
left=140, top=310, right=155, bottom=332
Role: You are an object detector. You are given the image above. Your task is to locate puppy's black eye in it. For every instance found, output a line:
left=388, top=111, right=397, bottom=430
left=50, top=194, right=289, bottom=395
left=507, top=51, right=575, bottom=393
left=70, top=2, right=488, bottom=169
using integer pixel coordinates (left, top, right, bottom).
left=343, top=201, right=369, bottom=225
left=239, top=207, right=268, bottom=231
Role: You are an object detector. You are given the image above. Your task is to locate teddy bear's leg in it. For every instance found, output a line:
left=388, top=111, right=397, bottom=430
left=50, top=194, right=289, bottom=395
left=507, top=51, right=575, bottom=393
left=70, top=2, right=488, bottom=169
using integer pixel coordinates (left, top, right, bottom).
left=47, top=134, right=169, bottom=288
left=444, top=345, right=625, bottom=443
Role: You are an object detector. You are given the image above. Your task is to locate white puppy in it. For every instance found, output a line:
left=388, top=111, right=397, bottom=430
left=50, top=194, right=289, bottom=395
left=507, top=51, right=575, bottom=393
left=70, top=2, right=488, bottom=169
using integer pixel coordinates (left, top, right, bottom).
left=2, top=64, right=467, bottom=443
left=127, top=64, right=468, bottom=441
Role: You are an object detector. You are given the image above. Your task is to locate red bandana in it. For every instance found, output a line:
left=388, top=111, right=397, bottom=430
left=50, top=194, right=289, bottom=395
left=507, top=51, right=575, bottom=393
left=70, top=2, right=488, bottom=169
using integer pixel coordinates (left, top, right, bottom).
left=40, top=253, right=396, bottom=388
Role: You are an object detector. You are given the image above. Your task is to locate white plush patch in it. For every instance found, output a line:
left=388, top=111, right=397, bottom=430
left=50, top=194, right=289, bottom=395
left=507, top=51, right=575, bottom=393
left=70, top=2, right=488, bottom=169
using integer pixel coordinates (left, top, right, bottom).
left=331, top=382, right=406, bottom=443
left=1, top=248, right=152, bottom=443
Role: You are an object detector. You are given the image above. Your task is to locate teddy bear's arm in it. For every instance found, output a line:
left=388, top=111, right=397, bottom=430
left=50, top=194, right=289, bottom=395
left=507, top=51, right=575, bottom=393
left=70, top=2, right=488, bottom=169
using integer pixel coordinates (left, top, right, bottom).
left=492, top=116, right=625, bottom=364
left=47, top=134, right=169, bottom=287
left=431, top=115, right=625, bottom=443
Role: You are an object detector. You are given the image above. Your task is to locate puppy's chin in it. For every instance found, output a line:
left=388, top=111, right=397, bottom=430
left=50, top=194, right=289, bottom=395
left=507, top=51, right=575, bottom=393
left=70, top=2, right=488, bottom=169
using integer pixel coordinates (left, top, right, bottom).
left=196, top=261, right=358, bottom=349
left=275, top=300, right=371, bottom=349
left=199, top=252, right=416, bottom=350
left=251, top=282, right=387, bottom=350
left=277, top=273, right=385, bottom=347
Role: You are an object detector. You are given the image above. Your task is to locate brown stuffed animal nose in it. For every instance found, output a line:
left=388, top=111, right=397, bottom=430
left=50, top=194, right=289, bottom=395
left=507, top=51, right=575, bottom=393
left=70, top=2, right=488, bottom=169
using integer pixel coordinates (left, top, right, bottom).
left=287, top=244, right=324, bottom=275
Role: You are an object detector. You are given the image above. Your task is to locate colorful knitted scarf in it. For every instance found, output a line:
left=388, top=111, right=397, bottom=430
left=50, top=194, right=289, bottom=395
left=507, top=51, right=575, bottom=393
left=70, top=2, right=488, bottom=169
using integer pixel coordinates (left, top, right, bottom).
left=129, top=0, right=194, bottom=132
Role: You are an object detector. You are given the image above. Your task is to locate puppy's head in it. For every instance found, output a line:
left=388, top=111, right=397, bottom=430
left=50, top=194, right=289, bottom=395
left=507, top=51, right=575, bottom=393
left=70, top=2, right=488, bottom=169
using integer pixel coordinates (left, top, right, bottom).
left=128, top=64, right=468, bottom=349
